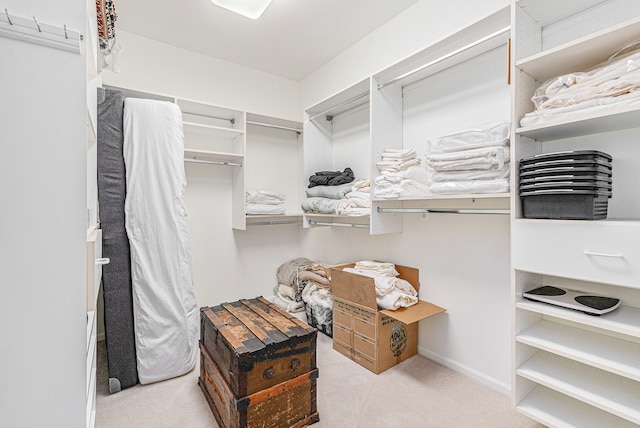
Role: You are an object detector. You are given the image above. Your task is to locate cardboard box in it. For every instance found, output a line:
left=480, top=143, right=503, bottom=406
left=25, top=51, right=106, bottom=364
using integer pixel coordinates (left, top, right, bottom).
left=330, top=264, right=445, bottom=374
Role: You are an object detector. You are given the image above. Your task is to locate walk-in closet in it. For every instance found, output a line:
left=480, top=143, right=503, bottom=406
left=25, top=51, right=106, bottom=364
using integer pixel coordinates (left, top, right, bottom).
left=2, top=1, right=639, bottom=427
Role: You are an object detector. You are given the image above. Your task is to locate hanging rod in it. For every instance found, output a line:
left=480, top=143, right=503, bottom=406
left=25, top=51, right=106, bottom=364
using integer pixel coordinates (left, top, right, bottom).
left=183, top=111, right=235, bottom=125
left=246, top=120, right=303, bottom=134
left=377, top=207, right=510, bottom=215
left=308, top=220, right=369, bottom=229
left=247, top=220, right=302, bottom=226
left=378, top=25, right=511, bottom=90
left=307, top=91, right=370, bottom=122
left=0, top=8, right=82, bottom=53
left=184, top=158, right=242, bottom=167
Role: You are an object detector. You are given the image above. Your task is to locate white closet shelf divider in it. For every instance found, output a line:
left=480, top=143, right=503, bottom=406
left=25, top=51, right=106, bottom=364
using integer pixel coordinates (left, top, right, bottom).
left=516, top=351, right=640, bottom=424
left=516, top=104, right=640, bottom=141
left=183, top=149, right=243, bottom=166
left=516, top=319, right=640, bottom=381
left=515, top=298, right=640, bottom=339
left=182, top=121, right=244, bottom=138
left=516, top=16, right=640, bottom=83
left=517, top=385, right=639, bottom=428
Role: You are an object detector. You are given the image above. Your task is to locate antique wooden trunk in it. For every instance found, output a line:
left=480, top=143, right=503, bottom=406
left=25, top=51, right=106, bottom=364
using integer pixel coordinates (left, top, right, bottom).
left=199, top=297, right=319, bottom=428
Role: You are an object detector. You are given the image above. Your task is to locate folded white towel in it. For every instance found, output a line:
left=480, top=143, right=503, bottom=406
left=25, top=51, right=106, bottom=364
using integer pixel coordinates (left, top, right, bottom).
left=246, top=189, right=285, bottom=204
left=246, top=203, right=286, bottom=215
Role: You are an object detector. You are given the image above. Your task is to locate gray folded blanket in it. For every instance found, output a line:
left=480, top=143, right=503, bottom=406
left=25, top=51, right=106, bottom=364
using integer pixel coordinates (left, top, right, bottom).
left=308, top=167, right=354, bottom=188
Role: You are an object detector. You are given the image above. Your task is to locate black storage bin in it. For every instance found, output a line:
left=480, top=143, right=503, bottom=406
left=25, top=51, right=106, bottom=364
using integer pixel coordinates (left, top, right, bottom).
left=521, top=190, right=609, bottom=220
left=518, top=150, right=613, bottom=220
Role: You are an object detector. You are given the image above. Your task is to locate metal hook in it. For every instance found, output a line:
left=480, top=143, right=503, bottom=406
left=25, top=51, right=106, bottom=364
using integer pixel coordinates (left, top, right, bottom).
left=64, top=24, right=68, bottom=39
left=4, top=9, right=12, bottom=25
left=33, top=16, right=41, bottom=32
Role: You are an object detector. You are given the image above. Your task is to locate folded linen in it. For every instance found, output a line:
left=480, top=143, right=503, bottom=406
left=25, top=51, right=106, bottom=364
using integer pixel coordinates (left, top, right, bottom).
left=428, top=121, right=510, bottom=154
left=380, top=148, right=416, bottom=159
left=429, top=164, right=510, bottom=182
left=343, top=261, right=418, bottom=310
left=377, top=289, right=419, bottom=310
left=429, top=178, right=509, bottom=194
left=308, top=167, right=354, bottom=188
left=246, top=189, right=285, bottom=204
left=301, top=197, right=339, bottom=214
left=305, top=182, right=353, bottom=199
left=271, top=291, right=305, bottom=313
left=277, top=283, right=297, bottom=300
left=246, top=203, right=286, bottom=215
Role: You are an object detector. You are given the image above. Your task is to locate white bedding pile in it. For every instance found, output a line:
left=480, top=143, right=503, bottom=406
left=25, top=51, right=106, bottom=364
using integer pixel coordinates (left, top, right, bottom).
left=246, top=189, right=286, bottom=215
left=301, top=181, right=354, bottom=214
left=123, top=98, right=198, bottom=385
left=336, top=180, right=371, bottom=216
left=344, top=261, right=418, bottom=310
left=521, top=48, right=640, bottom=128
left=374, top=148, right=430, bottom=199
left=426, top=121, right=511, bottom=195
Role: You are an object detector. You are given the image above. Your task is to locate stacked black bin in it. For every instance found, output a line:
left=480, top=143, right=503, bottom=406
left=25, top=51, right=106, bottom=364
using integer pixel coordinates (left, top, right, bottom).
left=519, top=150, right=612, bottom=220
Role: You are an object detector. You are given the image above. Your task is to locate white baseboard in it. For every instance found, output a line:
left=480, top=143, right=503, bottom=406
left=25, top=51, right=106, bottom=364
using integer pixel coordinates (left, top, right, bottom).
left=418, top=346, right=511, bottom=397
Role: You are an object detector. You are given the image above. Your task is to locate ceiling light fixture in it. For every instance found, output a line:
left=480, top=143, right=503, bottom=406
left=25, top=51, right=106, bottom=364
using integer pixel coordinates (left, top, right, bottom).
left=210, top=0, right=273, bottom=20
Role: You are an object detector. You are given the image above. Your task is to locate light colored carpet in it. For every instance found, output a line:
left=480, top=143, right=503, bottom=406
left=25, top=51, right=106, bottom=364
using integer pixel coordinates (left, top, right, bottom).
left=96, top=333, right=543, bottom=428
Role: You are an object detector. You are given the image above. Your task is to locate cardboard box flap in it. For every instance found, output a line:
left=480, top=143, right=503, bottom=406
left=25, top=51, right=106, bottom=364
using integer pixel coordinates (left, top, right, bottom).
left=380, top=300, right=446, bottom=324
left=330, top=265, right=378, bottom=310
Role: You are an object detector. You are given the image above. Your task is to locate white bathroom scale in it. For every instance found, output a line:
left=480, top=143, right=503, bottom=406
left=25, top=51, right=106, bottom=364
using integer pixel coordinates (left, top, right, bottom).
left=523, top=285, right=620, bottom=316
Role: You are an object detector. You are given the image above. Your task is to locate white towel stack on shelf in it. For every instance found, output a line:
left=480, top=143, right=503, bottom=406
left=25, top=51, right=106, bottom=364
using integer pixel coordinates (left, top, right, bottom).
left=246, top=189, right=286, bottom=215
left=374, top=148, right=430, bottom=199
left=336, top=180, right=371, bottom=216
left=426, top=121, right=511, bottom=195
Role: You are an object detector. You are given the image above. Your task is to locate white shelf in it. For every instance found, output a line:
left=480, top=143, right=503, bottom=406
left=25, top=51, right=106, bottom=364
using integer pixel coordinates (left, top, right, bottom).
left=517, top=385, right=639, bottom=428
left=516, top=104, right=640, bottom=141
left=183, top=121, right=243, bottom=138
left=516, top=299, right=640, bottom=339
left=245, top=214, right=302, bottom=226
left=516, top=16, right=640, bottom=83
left=517, top=319, right=640, bottom=382
left=305, top=78, right=370, bottom=120
left=183, top=149, right=243, bottom=165
left=517, top=351, right=640, bottom=424
left=372, top=193, right=510, bottom=202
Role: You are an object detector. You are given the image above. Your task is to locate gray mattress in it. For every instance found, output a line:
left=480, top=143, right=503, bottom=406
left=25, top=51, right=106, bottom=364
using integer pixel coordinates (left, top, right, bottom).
left=97, top=88, right=138, bottom=392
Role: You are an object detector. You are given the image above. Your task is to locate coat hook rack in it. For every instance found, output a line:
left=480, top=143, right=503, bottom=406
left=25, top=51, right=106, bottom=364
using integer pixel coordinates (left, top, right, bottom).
left=0, top=9, right=82, bottom=53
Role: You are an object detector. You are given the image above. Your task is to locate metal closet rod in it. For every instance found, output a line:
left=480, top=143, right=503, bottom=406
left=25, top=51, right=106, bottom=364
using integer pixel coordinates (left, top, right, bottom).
left=184, top=111, right=236, bottom=125
left=247, top=220, right=302, bottom=226
left=378, top=25, right=511, bottom=90
left=307, top=91, right=370, bottom=122
left=308, top=220, right=369, bottom=229
left=246, top=120, right=303, bottom=134
left=377, top=207, right=510, bottom=215
left=184, top=158, right=242, bottom=167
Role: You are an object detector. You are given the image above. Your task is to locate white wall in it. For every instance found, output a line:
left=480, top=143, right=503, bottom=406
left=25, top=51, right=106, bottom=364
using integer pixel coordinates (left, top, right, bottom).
left=301, top=0, right=508, bottom=109
left=0, top=0, right=87, bottom=426
left=104, top=30, right=302, bottom=122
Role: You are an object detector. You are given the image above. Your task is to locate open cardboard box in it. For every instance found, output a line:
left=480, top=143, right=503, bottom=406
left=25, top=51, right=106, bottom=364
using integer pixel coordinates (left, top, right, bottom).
left=330, top=263, right=445, bottom=374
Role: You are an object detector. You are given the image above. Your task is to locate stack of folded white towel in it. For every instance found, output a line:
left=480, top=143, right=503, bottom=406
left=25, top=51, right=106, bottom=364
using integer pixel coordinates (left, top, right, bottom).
left=246, top=189, right=286, bottom=215
left=426, top=121, right=511, bottom=194
left=344, top=260, right=418, bottom=310
left=336, top=180, right=371, bottom=216
left=374, top=148, right=430, bottom=199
